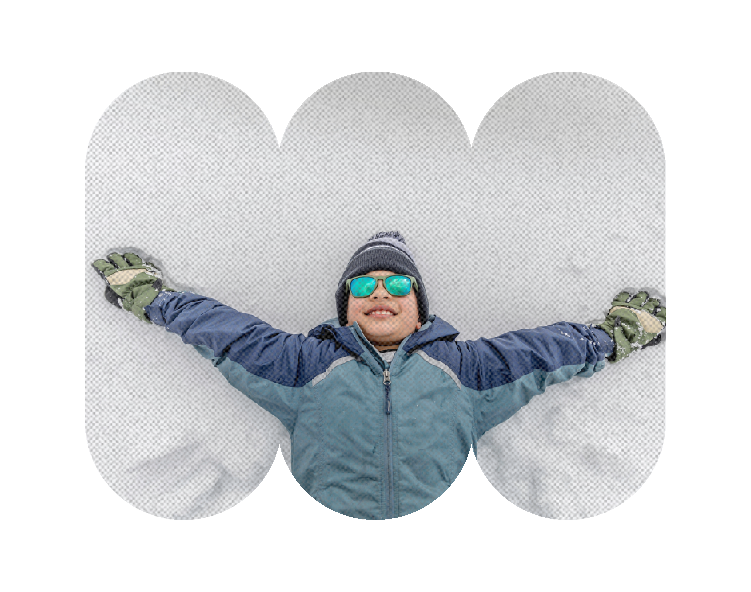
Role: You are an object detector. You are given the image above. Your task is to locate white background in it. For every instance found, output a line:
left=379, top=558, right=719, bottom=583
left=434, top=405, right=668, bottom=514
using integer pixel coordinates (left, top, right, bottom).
left=2, top=1, right=748, bottom=590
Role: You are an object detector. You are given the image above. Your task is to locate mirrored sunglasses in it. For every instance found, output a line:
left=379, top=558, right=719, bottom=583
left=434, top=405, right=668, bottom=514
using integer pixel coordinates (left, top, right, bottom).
left=346, top=274, right=419, bottom=298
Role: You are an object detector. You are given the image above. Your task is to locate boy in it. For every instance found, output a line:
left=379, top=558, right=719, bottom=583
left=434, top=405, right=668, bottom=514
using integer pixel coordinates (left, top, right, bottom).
left=92, top=230, right=666, bottom=520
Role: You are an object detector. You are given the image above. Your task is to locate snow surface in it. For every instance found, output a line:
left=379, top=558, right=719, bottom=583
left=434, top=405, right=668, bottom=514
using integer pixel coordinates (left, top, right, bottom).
left=86, top=72, right=664, bottom=520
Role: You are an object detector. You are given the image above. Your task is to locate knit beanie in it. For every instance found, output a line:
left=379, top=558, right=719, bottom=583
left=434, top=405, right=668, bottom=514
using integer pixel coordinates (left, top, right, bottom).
left=335, top=231, right=429, bottom=327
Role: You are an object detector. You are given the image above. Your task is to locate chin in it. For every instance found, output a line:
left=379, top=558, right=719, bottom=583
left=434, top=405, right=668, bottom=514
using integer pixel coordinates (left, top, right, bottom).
left=363, top=321, right=393, bottom=331
left=362, top=321, right=396, bottom=333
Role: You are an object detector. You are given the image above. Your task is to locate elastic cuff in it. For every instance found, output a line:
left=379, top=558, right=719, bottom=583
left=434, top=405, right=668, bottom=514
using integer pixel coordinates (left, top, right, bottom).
left=591, top=326, right=615, bottom=358
left=143, top=291, right=177, bottom=326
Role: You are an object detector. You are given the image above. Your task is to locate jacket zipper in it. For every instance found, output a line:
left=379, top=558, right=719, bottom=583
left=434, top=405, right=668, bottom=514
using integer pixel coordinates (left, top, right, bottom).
left=383, top=367, right=394, bottom=519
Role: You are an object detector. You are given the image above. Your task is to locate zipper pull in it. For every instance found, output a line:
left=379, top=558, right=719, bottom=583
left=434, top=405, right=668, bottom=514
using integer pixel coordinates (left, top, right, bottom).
left=383, top=368, right=392, bottom=415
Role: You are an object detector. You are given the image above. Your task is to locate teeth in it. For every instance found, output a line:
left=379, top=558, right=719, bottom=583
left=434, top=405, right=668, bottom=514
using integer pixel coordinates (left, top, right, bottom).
left=369, top=311, right=393, bottom=315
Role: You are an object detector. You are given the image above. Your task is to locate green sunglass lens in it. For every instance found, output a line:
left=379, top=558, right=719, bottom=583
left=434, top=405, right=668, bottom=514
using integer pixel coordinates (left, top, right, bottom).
left=385, top=275, right=411, bottom=296
left=350, top=275, right=412, bottom=297
left=350, top=277, right=376, bottom=297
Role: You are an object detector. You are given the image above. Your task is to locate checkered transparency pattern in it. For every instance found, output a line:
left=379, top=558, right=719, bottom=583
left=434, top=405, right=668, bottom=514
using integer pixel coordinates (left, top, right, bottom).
left=86, top=73, right=285, bottom=519
left=86, top=71, right=664, bottom=521
left=470, top=73, right=664, bottom=519
left=275, top=71, right=664, bottom=520
left=275, top=71, right=473, bottom=479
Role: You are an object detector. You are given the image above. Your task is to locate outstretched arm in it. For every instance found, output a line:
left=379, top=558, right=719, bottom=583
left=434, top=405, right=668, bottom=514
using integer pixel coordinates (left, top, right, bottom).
left=91, top=252, right=309, bottom=433
left=462, top=289, right=666, bottom=443
left=459, top=321, right=614, bottom=443
left=144, top=290, right=311, bottom=433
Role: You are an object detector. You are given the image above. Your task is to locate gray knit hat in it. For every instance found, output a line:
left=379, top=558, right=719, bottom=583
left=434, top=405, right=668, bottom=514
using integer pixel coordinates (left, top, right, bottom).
left=335, top=231, right=429, bottom=327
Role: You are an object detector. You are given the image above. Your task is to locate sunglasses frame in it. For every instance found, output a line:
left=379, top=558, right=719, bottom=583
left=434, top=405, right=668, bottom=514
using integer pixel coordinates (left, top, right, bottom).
left=346, top=274, right=419, bottom=298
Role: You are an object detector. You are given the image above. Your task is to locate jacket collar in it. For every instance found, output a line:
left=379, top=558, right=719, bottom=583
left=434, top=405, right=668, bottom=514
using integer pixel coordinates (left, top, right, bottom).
left=308, top=314, right=460, bottom=356
left=402, top=315, right=461, bottom=353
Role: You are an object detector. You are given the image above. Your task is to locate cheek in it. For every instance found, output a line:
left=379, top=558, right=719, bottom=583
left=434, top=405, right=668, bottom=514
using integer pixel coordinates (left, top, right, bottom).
left=347, top=298, right=363, bottom=318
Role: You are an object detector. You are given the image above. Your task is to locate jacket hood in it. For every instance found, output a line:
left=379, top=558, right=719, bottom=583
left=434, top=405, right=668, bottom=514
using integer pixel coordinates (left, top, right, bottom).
left=308, top=314, right=460, bottom=356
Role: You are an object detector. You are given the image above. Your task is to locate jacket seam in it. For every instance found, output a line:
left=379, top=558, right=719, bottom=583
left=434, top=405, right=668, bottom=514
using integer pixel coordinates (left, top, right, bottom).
left=310, top=355, right=358, bottom=387
left=413, top=350, right=462, bottom=390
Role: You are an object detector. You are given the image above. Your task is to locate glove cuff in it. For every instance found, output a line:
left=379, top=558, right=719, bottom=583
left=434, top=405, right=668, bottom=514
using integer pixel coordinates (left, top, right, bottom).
left=130, top=283, right=165, bottom=322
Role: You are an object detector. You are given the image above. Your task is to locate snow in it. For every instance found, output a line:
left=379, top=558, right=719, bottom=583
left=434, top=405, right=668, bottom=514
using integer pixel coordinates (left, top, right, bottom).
left=445, top=72, right=664, bottom=520
left=86, top=72, right=664, bottom=521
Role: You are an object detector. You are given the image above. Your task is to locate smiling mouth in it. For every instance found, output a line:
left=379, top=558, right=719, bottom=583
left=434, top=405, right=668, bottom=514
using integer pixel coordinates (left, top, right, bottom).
left=366, top=311, right=396, bottom=317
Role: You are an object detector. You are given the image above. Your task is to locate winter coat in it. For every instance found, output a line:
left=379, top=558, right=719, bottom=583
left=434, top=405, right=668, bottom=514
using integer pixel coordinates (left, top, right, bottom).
left=144, top=291, right=614, bottom=520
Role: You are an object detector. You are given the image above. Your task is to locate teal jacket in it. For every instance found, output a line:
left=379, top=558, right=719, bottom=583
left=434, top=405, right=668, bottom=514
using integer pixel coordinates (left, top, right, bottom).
left=145, top=291, right=614, bottom=520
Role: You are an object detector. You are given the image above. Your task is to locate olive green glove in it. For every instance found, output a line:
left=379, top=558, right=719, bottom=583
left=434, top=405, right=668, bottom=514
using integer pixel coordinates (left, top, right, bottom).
left=91, top=252, right=174, bottom=322
left=597, top=290, right=666, bottom=362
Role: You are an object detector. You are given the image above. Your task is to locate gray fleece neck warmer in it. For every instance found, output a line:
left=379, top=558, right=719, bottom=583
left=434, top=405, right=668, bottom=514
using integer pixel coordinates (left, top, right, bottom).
left=335, top=231, right=430, bottom=328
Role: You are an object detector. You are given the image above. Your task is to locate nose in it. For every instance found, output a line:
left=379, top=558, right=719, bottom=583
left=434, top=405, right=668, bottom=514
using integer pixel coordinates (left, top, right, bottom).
left=372, top=279, right=390, bottom=297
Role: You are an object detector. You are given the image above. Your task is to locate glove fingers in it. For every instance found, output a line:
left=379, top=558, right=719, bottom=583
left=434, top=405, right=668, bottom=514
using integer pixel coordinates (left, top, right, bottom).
left=654, top=305, right=666, bottom=325
left=612, top=291, right=632, bottom=306
left=92, top=259, right=116, bottom=277
left=643, top=297, right=661, bottom=313
left=629, top=291, right=649, bottom=308
left=123, top=253, right=144, bottom=266
left=107, top=253, right=129, bottom=269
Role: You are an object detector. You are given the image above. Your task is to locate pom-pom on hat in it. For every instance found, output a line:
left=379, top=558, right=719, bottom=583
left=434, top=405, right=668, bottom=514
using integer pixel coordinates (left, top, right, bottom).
left=335, top=231, right=429, bottom=327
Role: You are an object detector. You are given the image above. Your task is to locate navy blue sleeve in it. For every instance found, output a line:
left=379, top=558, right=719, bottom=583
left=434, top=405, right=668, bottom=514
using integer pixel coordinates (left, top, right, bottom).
left=144, top=291, right=350, bottom=434
left=145, top=290, right=282, bottom=363
left=455, top=322, right=614, bottom=442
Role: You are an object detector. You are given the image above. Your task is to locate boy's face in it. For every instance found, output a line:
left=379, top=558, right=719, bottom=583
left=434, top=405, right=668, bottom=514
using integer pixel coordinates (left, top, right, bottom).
left=346, top=269, right=422, bottom=351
